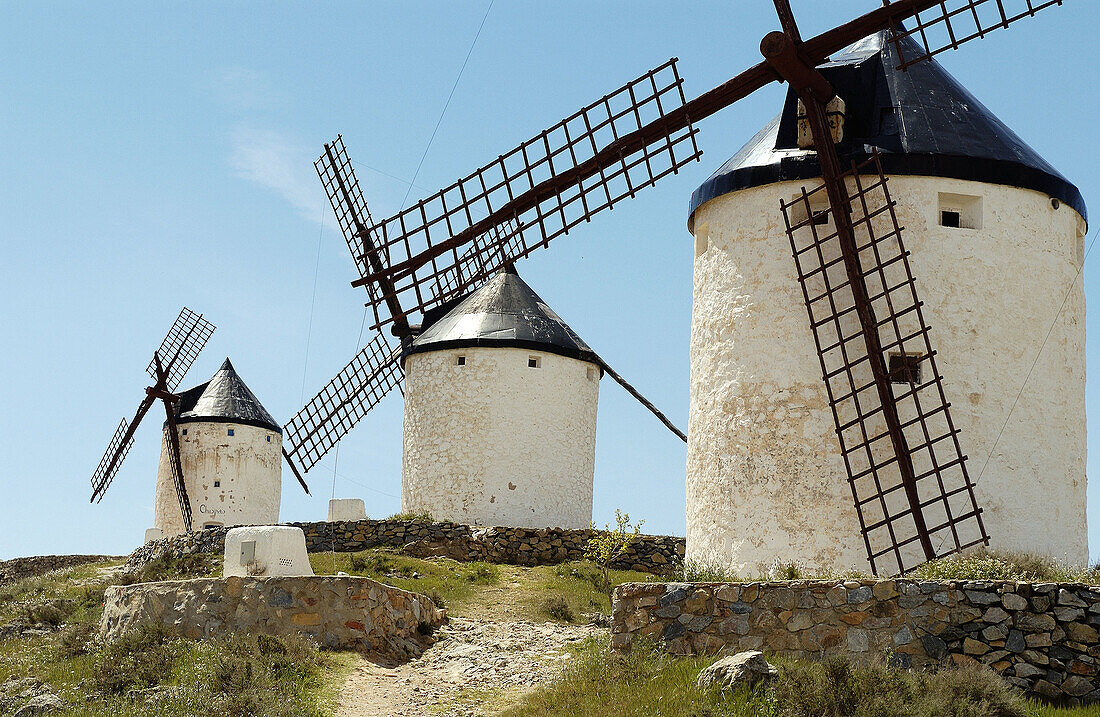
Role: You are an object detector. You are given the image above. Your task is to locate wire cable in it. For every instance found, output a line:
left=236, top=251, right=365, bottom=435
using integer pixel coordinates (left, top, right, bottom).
left=973, top=224, right=1097, bottom=486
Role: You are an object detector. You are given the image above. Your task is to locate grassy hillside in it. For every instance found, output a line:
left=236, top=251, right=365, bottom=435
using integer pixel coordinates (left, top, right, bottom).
left=1, top=550, right=1097, bottom=716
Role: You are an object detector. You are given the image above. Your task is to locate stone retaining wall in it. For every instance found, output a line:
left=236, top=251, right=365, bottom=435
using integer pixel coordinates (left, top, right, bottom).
left=612, top=580, right=1100, bottom=704
left=0, top=555, right=119, bottom=586
left=127, top=520, right=685, bottom=575
left=100, top=576, right=446, bottom=659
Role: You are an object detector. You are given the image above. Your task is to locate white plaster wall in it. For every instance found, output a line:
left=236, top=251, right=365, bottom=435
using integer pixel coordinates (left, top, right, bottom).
left=153, top=422, right=283, bottom=537
left=223, top=526, right=313, bottom=578
left=686, top=175, right=1087, bottom=575
left=401, top=346, right=600, bottom=529
left=329, top=498, right=367, bottom=522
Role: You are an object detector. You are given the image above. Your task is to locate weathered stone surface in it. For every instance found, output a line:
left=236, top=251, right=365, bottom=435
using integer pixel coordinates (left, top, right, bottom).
left=613, top=578, right=1100, bottom=704
left=13, top=693, right=66, bottom=716
left=128, top=520, right=686, bottom=576
left=695, top=651, right=777, bottom=691
left=100, top=576, right=445, bottom=659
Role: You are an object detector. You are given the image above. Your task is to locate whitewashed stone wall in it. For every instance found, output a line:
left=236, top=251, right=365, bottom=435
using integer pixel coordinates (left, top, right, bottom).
left=154, top=422, right=282, bottom=537
left=402, top=346, right=599, bottom=529
left=687, top=176, right=1087, bottom=575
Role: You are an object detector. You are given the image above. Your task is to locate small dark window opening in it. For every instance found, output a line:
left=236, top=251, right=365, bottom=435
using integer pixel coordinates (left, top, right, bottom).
left=181, top=428, right=187, bottom=436
left=528, top=356, right=540, bottom=368
left=812, top=210, right=829, bottom=226
left=456, top=355, right=466, bottom=366
left=227, top=428, right=234, bottom=437
left=214, top=480, right=221, bottom=488
left=888, top=353, right=923, bottom=385
left=266, top=435, right=271, bottom=442
left=940, top=210, right=961, bottom=228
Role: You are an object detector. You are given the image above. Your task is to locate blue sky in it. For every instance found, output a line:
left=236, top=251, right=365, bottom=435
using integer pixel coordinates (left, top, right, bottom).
left=1, top=1, right=1097, bottom=560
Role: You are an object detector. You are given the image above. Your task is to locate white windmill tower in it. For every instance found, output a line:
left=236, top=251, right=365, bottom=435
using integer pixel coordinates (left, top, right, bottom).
left=684, top=30, right=1087, bottom=575
left=400, top=266, right=602, bottom=529
left=152, top=358, right=285, bottom=537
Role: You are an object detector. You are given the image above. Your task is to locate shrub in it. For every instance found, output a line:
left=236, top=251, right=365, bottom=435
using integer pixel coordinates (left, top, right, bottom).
left=542, top=596, right=575, bottom=623
left=22, top=599, right=71, bottom=627
left=91, top=624, right=174, bottom=693
left=584, top=510, right=644, bottom=598
left=464, top=563, right=499, bottom=585
left=57, top=620, right=97, bottom=657
left=129, top=552, right=219, bottom=583
left=386, top=511, right=433, bottom=522
left=771, top=655, right=1023, bottom=717
left=349, top=551, right=393, bottom=575
left=913, top=549, right=1098, bottom=584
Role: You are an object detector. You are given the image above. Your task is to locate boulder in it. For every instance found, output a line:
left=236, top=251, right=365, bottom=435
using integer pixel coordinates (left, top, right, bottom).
left=14, top=693, right=66, bottom=716
left=696, top=650, right=778, bottom=691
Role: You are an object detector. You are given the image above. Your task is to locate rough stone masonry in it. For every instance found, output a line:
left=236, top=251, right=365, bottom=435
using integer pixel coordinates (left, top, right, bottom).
left=612, top=579, right=1100, bottom=704
left=128, top=519, right=686, bottom=575
left=101, top=576, right=446, bottom=660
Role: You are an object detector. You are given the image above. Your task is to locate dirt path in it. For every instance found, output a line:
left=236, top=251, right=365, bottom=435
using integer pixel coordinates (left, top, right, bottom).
left=335, top=617, right=599, bottom=716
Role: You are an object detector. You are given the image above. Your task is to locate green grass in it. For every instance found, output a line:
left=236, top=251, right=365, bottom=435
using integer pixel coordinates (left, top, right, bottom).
left=500, top=637, right=1097, bottom=717
left=911, top=550, right=1099, bottom=584
left=0, top=556, right=342, bottom=717
left=308, top=548, right=501, bottom=611
left=383, top=511, right=434, bottom=522
left=309, top=549, right=656, bottom=622
left=674, top=551, right=1100, bottom=585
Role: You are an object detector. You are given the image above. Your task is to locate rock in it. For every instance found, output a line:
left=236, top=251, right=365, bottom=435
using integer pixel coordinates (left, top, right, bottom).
left=1065, top=622, right=1099, bottom=643
left=1058, top=589, right=1088, bottom=608
left=1062, top=675, right=1093, bottom=697
left=1002, top=593, right=1028, bottom=611
left=14, top=693, right=66, bottom=716
left=921, top=633, right=948, bottom=660
left=1005, top=630, right=1026, bottom=654
left=696, top=651, right=778, bottom=691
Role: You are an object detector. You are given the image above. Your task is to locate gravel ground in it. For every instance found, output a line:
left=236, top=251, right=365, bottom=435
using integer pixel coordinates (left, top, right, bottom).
left=336, top=617, right=600, bottom=716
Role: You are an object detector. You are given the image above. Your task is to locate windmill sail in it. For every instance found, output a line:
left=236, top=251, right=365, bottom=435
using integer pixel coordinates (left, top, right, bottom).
left=781, top=152, right=988, bottom=575
left=147, top=308, right=216, bottom=392
left=343, top=58, right=701, bottom=332
left=283, top=332, right=403, bottom=476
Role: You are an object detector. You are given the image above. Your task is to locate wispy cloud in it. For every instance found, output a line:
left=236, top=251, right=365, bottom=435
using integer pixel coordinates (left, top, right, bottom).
left=209, top=67, right=282, bottom=111
left=230, top=125, right=323, bottom=223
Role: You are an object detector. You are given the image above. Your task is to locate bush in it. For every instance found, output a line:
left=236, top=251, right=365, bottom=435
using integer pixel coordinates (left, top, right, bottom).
left=913, top=549, right=1099, bottom=584
left=91, top=624, right=174, bottom=693
left=386, top=511, right=433, bottom=522
left=349, top=551, right=394, bottom=575
left=771, top=655, right=1023, bottom=717
left=464, top=563, right=499, bottom=585
left=542, top=596, right=575, bottom=623
left=57, top=620, right=97, bottom=657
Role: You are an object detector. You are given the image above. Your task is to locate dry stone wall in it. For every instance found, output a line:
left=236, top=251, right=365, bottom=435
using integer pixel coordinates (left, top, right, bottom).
left=612, top=580, right=1100, bottom=703
left=0, top=555, right=118, bottom=586
left=100, top=576, right=446, bottom=659
left=127, top=520, right=685, bottom=575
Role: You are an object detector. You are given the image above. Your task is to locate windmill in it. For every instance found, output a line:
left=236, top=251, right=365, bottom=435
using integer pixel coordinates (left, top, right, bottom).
left=90, top=308, right=216, bottom=532
left=286, top=0, right=1071, bottom=574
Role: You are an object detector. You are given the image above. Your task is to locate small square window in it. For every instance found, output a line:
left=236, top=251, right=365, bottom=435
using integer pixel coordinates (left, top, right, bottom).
left=214, top=480, right=221, bottom=488
left=528, top=356, right=541, bottom=369
left=888, top=353, right=923, bottom=385
left=227, top=428, right=234, bottom=437
left=812, top=210, right=830, bottom=226
left=455, top=355, right=466, bottom=366
left=181, top=428, right=187, bottom=436
left=938, top=193, right=982, bottom=229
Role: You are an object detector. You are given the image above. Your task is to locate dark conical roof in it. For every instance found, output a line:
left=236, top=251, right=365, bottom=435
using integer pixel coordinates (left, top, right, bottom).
left=404, top=267, right=600, bottom=366
left=687, top=30, right=1086, bottom=230
left=173, top=358, right=281, bottom=433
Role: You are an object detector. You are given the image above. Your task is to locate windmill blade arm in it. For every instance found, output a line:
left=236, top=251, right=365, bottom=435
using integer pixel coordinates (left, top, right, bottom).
left=90, top=394, right=157, bottom=503
left=595, top=357, right=686, bottom=444
left=283, top=448, right=311, bottom=496
left=802, top=0, right=1063, bottom=70
left=162, top=402, right=193, bottom=532
left=147, top=307, right=216, bottom=392
left=283, top=332, right=403, bottom=475
left=351, top=58, right=703, bottom=330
